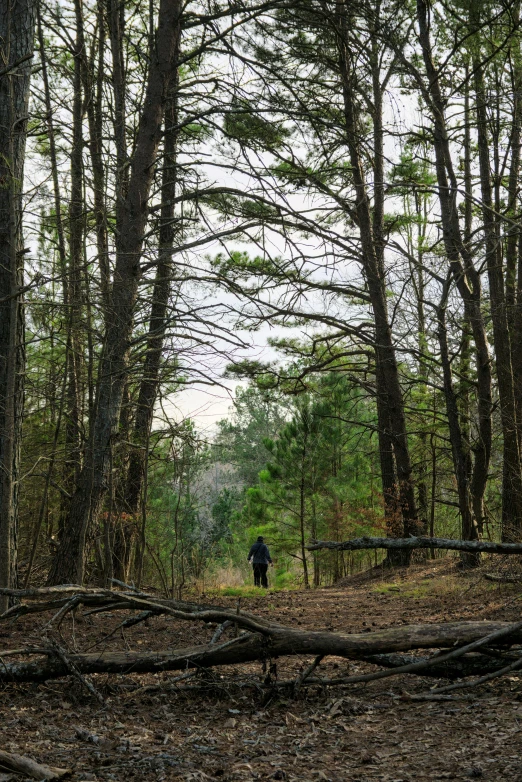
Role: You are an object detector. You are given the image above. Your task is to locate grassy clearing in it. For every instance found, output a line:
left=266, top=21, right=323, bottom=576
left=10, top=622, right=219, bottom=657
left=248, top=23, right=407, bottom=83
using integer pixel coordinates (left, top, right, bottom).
left=372, top=573, right=462, bottom=599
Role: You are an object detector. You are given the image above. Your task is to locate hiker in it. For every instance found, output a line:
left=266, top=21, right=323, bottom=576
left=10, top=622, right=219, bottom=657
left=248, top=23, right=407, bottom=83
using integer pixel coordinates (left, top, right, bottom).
left=248, top=536, right=273, bottom=588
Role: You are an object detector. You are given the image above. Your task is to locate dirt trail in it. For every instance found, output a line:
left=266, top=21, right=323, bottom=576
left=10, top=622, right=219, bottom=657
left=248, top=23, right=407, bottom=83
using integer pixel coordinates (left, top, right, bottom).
left=1, top=559, right=522, bottom=781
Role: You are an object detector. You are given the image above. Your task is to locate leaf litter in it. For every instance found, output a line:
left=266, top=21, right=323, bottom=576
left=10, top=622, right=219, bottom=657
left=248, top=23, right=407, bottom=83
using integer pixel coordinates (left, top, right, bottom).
left=1, top=560, right=522, bottom=781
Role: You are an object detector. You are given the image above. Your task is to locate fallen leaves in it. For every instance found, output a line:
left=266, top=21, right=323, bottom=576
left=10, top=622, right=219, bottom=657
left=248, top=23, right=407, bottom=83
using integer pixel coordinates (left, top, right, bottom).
left=1, top=560, right=522, bottom=781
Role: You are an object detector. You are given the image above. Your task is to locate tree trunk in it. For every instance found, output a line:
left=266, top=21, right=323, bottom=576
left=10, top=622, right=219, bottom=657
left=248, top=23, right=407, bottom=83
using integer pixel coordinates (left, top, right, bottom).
left=437, top=284, right=479, bottom=567
left=368, top=5, right=402, bottom=559
left=59, top=0, right=85, bottom=538
left=308, top=535, right=522, bottom=554
left=114, top=77, right=181, bottom=583
left=0, top=0, right=35, bottom=610
left=299, top=471, right=310, bottom=589
left=336, top=2, right=418, bottom=564
left=48, top=0, right=183, bottom=586
left=469, top=7, right=522, bottom=539
left=505, top=5, right=522, bottom=458
left=415, top=0, right=492, bottom=535
left=82, top=0, right=110, bottom=312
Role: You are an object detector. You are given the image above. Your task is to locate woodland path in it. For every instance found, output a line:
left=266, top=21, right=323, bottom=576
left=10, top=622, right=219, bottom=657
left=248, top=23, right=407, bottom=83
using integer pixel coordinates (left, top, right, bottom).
left=1, top=559, right=522, bottom=781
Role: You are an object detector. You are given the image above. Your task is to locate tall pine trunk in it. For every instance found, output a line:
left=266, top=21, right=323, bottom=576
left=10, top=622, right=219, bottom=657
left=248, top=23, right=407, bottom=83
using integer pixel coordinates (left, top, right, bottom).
left=336, top=2, right=418, bottom=566
left=0, top=0, right=35, bottom=610
left=59, top=0, right=85, bottom=538
left=113, top=77, right=181, bottom=583
left=415, top=0, right=492, bottom=536
left=437, top=282, right=478, bottom=566
left=469, top=5, right=522, bottom=539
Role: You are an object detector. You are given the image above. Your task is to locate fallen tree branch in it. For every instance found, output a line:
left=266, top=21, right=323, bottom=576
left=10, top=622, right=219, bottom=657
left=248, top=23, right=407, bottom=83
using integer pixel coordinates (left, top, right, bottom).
left=3, top=585, right=522, bottom=693
left=308, top=536, right=522, bottom=554
left=210, top=620, right=233, bottom=644
left=424, top=654, right=522, bottom=695
left=0, top=588, right=278, bottom=636
left=0, top=749, right=70, bottom=780
left=2, top=620, right=522, bottom=684
left=359, top=651, right=522, bottom=679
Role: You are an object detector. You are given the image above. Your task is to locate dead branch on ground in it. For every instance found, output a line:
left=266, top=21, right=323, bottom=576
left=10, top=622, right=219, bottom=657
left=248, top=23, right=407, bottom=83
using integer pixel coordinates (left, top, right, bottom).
left=0, top=585, right=521, bottom=695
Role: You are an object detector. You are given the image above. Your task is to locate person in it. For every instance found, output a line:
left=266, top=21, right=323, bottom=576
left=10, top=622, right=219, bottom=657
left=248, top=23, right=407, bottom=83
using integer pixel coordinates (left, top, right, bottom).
left=248, top=536, right=272, bottom=588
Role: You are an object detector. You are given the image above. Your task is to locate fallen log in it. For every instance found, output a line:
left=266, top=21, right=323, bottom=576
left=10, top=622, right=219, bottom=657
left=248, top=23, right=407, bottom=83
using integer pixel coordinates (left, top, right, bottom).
left=1, top=620, right=522, bottom=684
left=0, top=749, right=70, bottom=779
left=307, top=536, right=522, bottom=554
left=2, top=585, right=521, bottom=693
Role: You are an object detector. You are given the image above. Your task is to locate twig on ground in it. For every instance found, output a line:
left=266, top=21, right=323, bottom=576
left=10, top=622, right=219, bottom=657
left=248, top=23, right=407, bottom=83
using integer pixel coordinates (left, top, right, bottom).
left=111, top=578, right=140, bottom=592
left=0, top=647, right=51, bottom=657
left=294, top=655, right=324, bottom=693
left=49, top=640, right=106, bottom=706
left=84, top=610, right=154, bottom=652
left=399, top=692, right=475, bottom=702
left=424, top=654, right=522, bottom=695
left=125, top=669, right=198, bottom=698
left=42, top=596, right=83, bottom=630
left=235, top=597, right=241, bottom=638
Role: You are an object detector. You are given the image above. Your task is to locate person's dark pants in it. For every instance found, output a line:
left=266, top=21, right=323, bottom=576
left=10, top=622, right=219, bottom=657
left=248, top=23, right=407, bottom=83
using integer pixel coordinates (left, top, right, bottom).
left=253, top=563, right=268, bottom=588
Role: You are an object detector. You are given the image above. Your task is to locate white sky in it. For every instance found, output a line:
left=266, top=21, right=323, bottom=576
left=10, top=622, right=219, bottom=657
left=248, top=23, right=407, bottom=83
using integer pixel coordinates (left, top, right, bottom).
left=168, top=382, right=243, bottom=434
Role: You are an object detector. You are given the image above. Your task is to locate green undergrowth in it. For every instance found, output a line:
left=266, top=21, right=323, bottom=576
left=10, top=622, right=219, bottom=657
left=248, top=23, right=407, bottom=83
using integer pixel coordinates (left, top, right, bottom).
left=372, top=571, right=506, bottom=600
left=207, top=585, right=286, bottom=597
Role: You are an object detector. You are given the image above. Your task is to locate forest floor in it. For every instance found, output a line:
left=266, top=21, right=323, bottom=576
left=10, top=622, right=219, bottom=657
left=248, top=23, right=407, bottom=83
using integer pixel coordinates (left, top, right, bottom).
left=1, top=558, right=522, bottom=782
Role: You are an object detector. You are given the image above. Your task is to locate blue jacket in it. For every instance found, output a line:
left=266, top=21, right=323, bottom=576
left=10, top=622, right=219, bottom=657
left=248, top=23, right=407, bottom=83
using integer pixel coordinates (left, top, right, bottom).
left=248, top=541, right=272, bottom=565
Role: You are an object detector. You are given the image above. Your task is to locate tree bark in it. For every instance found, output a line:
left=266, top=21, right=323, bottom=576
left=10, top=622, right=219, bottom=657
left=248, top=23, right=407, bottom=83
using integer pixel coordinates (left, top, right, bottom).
left=308, top=535, right=522, bottom=554
left=48, top=0, right=183, bottom=585
left=367, top=3, right=401, bottom=554
left=83, top=0, right=110, bottom=312
left=469, top=4, right=522, bottom=539
left=59, top=0, right=86, bottom=538
left=506, top=4, right=522, bottom=458
left=0, top=0, right=35, bottom=611
left=0, top=750, right=70, bottom=780
left=437, top=282, right=479, bottom=566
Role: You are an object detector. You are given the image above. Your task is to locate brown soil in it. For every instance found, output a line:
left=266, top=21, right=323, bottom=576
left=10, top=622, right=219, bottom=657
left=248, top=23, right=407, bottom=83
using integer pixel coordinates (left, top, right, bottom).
left=1, top=558, right=522, bottom=782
